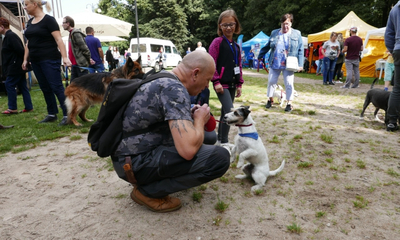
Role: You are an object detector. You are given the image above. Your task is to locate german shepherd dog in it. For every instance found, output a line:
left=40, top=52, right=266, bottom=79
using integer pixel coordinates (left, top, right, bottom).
left=65, top=56, right=144, bottom=126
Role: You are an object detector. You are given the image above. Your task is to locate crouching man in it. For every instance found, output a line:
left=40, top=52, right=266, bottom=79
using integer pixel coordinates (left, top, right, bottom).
left=111, top=51, right=230, bottom=212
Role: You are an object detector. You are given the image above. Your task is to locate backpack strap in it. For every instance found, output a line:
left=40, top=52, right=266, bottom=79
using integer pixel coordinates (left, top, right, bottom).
left=121, top=71, right=178, bottom=139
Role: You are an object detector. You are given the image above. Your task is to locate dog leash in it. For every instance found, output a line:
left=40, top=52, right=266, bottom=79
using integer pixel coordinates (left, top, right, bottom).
left=235, top=124, right=253, bottom=127
left=215, top=119, right=253, bottom=127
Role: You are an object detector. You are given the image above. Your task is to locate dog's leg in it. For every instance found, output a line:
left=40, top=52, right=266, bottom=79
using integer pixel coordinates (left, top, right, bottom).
left=373, top=108, right=382, bottom=122
left=251, top=170, right=267, bottom=192
left=79, top=106, right=93, bottom=122
left=230, top=145, right=237, bottom=163
left=235, top=163, right=253, bottom=179
left=359, top=97, right=370, bottom=119
left=280, top=99, right=285, bottom=108
left=65, top=97, right=81, bottom=126
left=237, top=149, right=257, bottom=169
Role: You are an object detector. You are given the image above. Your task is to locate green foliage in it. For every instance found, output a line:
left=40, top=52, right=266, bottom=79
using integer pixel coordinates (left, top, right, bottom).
left=97, top=0, right=395, bottom=55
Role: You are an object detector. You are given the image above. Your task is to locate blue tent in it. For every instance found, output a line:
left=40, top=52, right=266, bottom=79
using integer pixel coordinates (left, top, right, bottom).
left=241, top=31, right=270, bottom=68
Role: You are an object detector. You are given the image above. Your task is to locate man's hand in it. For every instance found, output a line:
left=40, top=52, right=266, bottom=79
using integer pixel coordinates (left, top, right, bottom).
left=192, top=104, right=210, bottom=126
left=236, top=87, right=242, bottom=97
left=214, top=83, right=224, bottom=94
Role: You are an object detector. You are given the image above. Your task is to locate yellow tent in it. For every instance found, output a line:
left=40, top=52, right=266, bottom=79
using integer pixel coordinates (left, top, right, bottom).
left=307, top=11, right=385, bottom=77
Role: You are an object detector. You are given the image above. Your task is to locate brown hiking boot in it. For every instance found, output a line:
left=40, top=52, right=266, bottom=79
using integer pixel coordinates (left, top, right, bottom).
left=130, top=187, right=182, bottom=213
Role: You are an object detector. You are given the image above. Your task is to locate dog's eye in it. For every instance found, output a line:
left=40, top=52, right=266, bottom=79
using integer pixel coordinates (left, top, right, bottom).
left=234, top=112, right=239, bottom=116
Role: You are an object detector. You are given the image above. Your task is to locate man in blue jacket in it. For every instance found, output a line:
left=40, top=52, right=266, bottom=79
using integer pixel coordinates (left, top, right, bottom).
left=385, top=1, right=400, bottom=132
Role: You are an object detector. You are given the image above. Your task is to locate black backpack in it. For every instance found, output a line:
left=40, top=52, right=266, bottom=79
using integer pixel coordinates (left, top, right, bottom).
left=88, top=72, right=174, bottom=157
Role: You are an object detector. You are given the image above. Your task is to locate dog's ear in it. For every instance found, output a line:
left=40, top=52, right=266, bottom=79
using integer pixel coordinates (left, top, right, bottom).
left=242, top=106, right=251, bottom=118
left=136, top=55, right=142, bottom=65
left=126, top=57, right=134, bottom=69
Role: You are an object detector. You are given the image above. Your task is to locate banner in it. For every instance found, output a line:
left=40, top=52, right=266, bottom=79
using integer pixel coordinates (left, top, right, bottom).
left=237, top=34, right=243, bottom=52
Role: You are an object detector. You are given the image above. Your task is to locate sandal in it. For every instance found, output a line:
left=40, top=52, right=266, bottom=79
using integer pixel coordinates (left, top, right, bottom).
left=2, top=109, right=18, bottom=115
left=20, top=109, right=33, bottom=113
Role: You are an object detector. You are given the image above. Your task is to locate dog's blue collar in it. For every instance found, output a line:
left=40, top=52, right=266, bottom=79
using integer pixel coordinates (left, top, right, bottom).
left=239, top=132, right=258, bottom=140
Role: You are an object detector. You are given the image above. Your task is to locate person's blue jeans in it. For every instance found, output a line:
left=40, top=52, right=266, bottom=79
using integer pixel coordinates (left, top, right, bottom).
left=316, top=59, right=324, bottom=74
left=31, top=59, right=67, bottom=116
left=323, top=57, right=337, bottom=83
left=88, top=63, right=105, bottom=73
left=387, top=50, right=400, bottom=124
left=5, top=74, right=33, bottom=111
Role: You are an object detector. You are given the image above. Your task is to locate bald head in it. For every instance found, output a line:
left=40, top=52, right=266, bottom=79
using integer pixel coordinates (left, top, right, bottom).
left=181, top=50, right=215, bottom=71
left=173, top=51, right=216, bottom=96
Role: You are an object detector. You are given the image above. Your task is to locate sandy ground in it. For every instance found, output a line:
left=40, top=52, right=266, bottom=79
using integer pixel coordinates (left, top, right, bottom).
left=1, top=71, right=400, bottom=240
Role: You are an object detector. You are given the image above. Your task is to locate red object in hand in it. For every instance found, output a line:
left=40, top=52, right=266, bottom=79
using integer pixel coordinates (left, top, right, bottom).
left=204, top=115, right=216, bottom=132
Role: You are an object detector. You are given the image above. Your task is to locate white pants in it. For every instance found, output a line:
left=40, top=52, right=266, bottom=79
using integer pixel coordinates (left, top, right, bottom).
left=267, top=68, right=295, bottom=101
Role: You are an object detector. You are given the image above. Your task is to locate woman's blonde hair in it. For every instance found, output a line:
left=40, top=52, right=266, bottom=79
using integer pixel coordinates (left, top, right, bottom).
left=217, top=9, right=241, bottom=37
left=29, top=0, right=52, bottom=13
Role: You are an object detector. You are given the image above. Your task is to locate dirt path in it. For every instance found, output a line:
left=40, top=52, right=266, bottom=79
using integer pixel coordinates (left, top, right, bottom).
left=1, top=71, right=399, bottom=240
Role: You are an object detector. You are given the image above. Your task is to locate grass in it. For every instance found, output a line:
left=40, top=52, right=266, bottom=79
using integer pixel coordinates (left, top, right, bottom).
left=215, top=196, right=229, bottom=213
left=286, top=222, right=302, bottom=234
left=0, top=84, right=98, bottom=154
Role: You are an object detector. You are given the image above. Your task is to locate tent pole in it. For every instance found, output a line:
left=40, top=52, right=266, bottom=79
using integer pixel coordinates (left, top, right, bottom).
left=17, top=0, right=24, bottom=30
left=134, top=0, right=140, bottom=57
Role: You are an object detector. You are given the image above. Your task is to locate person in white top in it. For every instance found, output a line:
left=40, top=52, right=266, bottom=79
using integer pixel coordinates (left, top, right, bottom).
left=195, top=41, right=207, bottom=52
left=322, top=32, right=340, bottom=85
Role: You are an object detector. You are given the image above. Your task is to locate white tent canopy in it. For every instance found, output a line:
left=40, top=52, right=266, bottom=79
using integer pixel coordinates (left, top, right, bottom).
left=57, top=11, right=133, bottom=37
left=364, top=27, right=386, bottom=54
left=62, top=35, right=127, bottom=42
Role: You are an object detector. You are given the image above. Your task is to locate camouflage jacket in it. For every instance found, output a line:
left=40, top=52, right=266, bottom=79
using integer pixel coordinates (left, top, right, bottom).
left=70, top=28, right=91, bottom=69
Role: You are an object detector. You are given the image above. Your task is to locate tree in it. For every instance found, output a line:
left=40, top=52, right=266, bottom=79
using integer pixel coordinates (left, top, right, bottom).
left=97, top=0, right=395, bottom=54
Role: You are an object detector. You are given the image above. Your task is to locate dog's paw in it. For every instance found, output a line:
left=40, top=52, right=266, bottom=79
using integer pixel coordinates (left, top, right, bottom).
left=235, top=174, right=247, bottom=179
left=359, top=116, right=364, bottom=120
left=236, top=162, right=244, bottom=169
left=251, top=185, right=263, bottom=193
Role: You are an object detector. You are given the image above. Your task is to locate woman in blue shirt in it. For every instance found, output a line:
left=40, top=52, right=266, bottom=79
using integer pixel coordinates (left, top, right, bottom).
left=258, top=13, right=303, bottom=112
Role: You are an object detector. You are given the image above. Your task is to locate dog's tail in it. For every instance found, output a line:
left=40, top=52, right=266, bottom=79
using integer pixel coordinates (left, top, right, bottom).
left=269, top=159, right=285, bottom=176
left=370, top=78, right=379, bottom=89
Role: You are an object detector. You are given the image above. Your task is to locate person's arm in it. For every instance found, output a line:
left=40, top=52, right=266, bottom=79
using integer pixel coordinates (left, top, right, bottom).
left=74, top=33, right=91, bottom=63
left=52, top=30, right=72, bottom=67
left=22, top=41, right=30, bottom=70
left=258, top=41, right=271, bottom=60
left=321, top=43, right=327, bottom=55
left=208, top=37, right=224, bottom=93
left=342, top=45, right=348, bottom=53
left=385, top=10, right=396, bottom=53
left=98, top=48, right=104, bottom=63
left=168, top=104, right=210, bottom=160
left=10, top=33, right=25, bottom=57
left=296, top=32, right=304, bottom=71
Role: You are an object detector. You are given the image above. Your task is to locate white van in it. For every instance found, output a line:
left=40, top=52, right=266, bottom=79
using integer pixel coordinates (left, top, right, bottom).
left=130, top=38, right=182, bottom=70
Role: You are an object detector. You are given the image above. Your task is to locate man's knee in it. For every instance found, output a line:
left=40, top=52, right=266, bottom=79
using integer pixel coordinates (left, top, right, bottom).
left=207, top=146, right=230, bottom=177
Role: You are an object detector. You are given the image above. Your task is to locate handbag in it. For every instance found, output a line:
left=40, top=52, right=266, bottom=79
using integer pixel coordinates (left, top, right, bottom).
left=286, top=56, right=299, bottom=72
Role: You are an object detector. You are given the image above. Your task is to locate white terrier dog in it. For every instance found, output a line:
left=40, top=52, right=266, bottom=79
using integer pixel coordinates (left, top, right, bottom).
left=223, top=106, right=285, bottom=192
left=272, top=84, right=299, bottom=108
